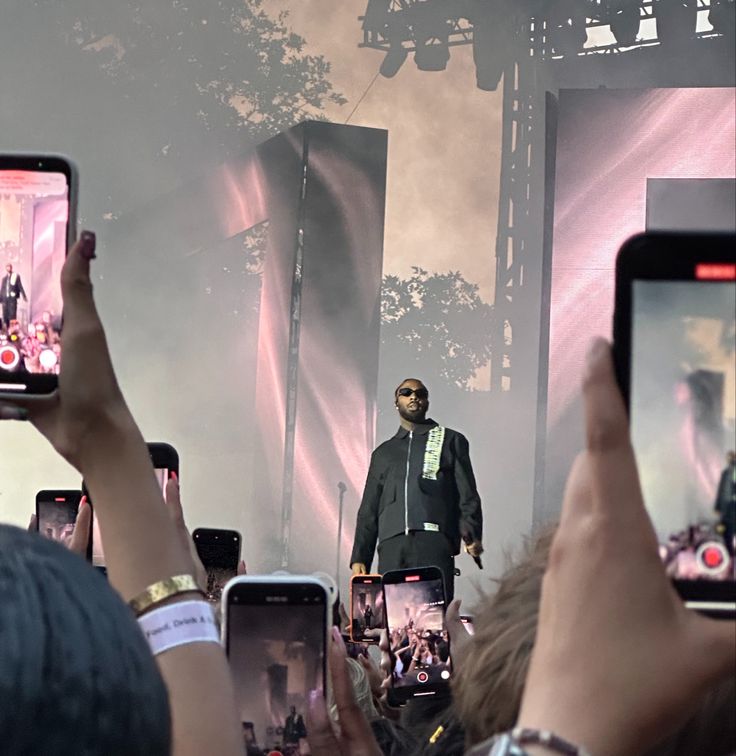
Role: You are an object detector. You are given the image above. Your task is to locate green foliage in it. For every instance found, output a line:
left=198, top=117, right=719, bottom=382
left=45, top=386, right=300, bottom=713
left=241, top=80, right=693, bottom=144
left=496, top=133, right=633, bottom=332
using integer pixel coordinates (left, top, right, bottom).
left=380, top=267, right=493, bottom=389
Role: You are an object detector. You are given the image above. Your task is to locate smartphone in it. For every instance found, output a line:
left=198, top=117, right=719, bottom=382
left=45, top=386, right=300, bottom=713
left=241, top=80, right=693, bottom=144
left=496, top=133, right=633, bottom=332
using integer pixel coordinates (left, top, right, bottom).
left=88, top=442, right=179, bottom=570
left=35, top=490, right=83, bottom=548
left=223, top=576, right=329, bottom=754
left=0, top=155, right=77, bottom=396
left=460, top=614, right=475, bottom=635
left=344, top=636, right=370, bottom=660
left=612, top=232, right=736, bottom=616
left=382, top=566, right=451, bottom=701
left=192, top=528, right=241, bottom=603
left=350, top=574, right=384, bottom=642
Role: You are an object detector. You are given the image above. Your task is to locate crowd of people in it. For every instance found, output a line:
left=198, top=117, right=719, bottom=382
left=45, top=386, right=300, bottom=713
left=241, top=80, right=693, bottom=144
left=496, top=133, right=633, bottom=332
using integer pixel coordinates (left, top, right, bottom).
left=0, top=232, right=734, bottom=756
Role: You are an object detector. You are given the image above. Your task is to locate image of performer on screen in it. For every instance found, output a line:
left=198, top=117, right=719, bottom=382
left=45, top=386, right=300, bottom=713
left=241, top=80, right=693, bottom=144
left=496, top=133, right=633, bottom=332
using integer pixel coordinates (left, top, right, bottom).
left=350, top=378, right=483, bottom=600
left=1, top=263, right=27, bottom=330
left=715, top=450, right=736, bottom=556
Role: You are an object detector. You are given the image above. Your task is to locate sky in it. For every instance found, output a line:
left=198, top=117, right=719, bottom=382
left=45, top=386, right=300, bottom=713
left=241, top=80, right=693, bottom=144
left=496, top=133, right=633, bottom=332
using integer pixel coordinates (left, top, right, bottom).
left=265, top=0, right=504, bottom=303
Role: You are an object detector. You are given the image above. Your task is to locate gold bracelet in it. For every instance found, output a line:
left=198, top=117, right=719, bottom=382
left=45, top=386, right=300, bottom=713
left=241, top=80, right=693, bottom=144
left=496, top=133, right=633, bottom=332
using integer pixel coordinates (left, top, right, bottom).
left=129, top=574, right=202, bottom=617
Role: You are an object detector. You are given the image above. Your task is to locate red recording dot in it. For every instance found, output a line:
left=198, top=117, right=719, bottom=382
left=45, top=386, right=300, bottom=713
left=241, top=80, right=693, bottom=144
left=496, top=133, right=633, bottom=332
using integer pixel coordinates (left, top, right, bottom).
left=1, top=350, right=16, bottom=365
left=703, top=546, right=724, bottom=568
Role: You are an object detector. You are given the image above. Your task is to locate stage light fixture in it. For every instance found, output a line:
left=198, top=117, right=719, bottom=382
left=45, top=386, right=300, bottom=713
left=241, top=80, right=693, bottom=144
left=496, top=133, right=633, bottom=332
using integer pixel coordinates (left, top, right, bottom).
left=655, top=0, right=697, bottom=46
left=380, top=42, right=409, bottom=77
left=470, top=2, right=512, bottom=91
left=608, top=0, right=642, bottom=45
left=546, top=0, right=588, bottom=56
left=709, top=0, right=735, bottom=36
left=412, top=8, right=452, bottom=72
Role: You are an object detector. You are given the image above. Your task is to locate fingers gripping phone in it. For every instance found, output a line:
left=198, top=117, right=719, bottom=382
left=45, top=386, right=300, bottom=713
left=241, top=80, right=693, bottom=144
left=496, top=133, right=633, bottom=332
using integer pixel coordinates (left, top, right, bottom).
left=192, top=528, right=241, bottom=603
left=223, top=576, right=329, bottom=754
left=86, top=442, right=179, bottom=571
left=382, top=566, right=452, bottom=701
left=612, top=232, right=736, bottom=616
left=350, top=573, right=384, bottom=643
left=0, top=154, right=77, bottom=397
left=35, top=490, right=83, bottom=548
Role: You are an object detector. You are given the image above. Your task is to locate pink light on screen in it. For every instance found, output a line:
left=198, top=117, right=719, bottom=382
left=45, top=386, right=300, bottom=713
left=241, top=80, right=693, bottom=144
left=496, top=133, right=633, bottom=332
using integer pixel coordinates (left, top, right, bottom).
left=547, top=88, right=736, bottom=430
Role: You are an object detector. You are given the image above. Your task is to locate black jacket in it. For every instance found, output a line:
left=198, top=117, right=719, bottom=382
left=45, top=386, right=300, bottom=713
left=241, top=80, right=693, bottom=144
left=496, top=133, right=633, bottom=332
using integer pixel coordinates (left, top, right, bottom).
left=350, top=420, right=483, bottom=569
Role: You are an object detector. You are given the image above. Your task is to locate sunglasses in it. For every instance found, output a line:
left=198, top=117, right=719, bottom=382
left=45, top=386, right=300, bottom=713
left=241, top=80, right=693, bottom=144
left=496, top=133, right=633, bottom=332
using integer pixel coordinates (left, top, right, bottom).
left=397, top=387, right=429, bottom=400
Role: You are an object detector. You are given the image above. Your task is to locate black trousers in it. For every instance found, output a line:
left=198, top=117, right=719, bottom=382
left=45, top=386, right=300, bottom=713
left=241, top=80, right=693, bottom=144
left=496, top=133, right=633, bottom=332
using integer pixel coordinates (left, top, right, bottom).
left=377, top=531, right=456, bottom=601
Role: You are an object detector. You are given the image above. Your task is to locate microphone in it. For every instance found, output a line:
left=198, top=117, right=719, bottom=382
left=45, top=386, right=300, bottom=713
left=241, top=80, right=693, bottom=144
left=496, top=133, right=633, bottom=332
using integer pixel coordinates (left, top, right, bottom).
left=337, top=481, right=347, bottom=494
left=462, top=533, right=483, bottom=570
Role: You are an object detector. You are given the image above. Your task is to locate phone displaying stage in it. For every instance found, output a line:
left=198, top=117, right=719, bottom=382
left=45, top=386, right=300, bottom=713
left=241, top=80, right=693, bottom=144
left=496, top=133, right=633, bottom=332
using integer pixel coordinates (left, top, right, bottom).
left=613, top=233, right=735, bottom=612
left=193, top=528, right=241, bottom=603
left=0, top=155, right=76, bottom=395
left=89, top=442, right=179, bottom=569
left=382, top=566, right=451, bottom=700
left=224, top=576, right=328, bottom=755
left=35, top=490, right=82, bottom=547
left=350, top=574, right=384, bottom=642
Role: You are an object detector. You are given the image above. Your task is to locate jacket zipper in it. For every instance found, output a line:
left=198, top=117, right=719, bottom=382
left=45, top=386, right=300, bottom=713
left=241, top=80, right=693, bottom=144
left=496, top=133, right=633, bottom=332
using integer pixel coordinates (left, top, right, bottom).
left=404, top=431, right=412, bottom=535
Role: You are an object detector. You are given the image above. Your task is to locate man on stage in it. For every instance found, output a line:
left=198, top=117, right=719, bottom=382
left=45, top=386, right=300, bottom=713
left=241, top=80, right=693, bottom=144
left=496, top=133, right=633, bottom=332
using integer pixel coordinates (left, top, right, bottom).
left=350, top=378, right=483, bottom=600
left=1, top=263, right=27, bottom=330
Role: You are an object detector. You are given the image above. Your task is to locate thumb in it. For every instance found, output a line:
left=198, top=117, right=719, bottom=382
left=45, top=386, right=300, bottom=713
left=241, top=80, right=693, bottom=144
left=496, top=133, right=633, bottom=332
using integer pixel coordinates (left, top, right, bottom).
left=60, top=231, right=97, bottom=325
left=68, top=496, right=92, bottom=556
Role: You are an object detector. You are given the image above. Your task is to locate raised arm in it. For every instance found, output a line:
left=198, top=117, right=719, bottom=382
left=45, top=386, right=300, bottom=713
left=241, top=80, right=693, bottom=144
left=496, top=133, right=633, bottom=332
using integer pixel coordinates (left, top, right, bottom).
left=5, top=233, right=242, bottom=756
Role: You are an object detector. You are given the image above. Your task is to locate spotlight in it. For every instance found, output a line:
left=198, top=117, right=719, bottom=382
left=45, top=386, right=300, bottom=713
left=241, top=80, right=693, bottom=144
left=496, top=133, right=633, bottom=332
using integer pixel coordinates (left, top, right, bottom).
left=608, top=0, right=641, bottom=45
left=655, top=0, right=697, bottom=46
left=470, top=2, right=510, bottom=91
left=380, top=43, right=409, bottom=77
left=414, top=39, right=450, bottom=71
left=412, top=9, right=451, bottom=72
left=709, top=0, right=735, bottom=36
left=0, top=344, right=20, bottom=371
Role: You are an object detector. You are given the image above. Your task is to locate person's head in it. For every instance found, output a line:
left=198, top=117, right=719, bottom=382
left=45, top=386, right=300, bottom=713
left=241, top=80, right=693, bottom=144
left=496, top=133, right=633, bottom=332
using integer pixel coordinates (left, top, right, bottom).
left=290, top=705, right=296, bottom=715
left=0, top=525, right=171, bottom=755
left=395, top=378, right=429, bottom=423
left=727, top=450, right=735, bottom=465
left=453, top=524, right=735, bottom=755
left=5, top=263, right=12, bottom=273
left=328, top=657, right=378, bottom=724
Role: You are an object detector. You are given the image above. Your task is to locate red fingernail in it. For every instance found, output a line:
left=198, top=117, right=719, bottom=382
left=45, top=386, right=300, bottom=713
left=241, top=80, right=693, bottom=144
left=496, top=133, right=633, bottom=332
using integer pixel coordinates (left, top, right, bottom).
left=79, top=230, right=96, bottom=260
left=170, top=470, right=178, bottom=482
left=78, top=496, right=87, bottom=512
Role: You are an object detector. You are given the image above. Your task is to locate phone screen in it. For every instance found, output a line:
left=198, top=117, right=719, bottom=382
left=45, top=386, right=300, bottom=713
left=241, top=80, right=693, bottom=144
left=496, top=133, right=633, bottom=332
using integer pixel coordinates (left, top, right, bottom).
left=350, top=575, right=384, bottom=642
left=383, top=571, right=450, bottom=694
left=193, top=529, right=240, bottom=603
left=631, top=274, right=735, bottom=584
left=36, top=491, right=82, bottom=546
left=226, top=581, right=326, bottom=754
left=0, top=164, right=70, bottom=392
left=90, top=465, right=171, bottom=569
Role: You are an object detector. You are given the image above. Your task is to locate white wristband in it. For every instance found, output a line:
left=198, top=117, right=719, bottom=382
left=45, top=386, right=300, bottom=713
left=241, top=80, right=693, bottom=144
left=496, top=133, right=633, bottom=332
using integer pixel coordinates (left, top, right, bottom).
left=137, top=599, right=220, bottom=656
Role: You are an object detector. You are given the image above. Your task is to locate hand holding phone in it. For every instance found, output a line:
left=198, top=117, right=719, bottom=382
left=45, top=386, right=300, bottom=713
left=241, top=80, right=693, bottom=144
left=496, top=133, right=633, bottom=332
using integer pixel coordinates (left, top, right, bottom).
left=0, top=155, right=76, bottom=396
left=193, top=527, right=241, bottom=603
left=350, top=573, right=384, bottom=643
left=382, top=566, right=451, bottom=701
left=223, top=576, right=329, bottom=753
left=612, top=232, right=735, bottom=615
